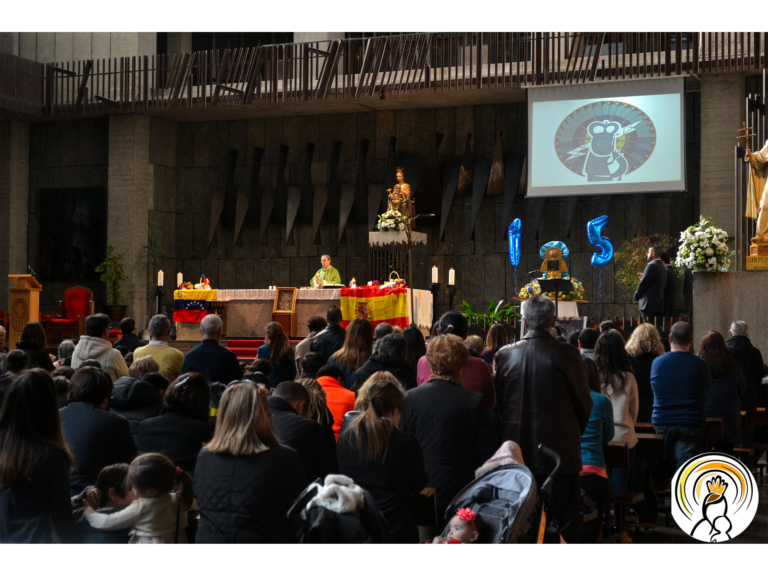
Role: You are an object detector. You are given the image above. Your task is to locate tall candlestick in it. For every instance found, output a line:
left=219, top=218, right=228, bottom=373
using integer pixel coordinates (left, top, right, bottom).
left=448, top=268, right=455, bottom=286
left=157, top=270, right=164, bottom=286
left=431, top=265, right=438, bottom=284
left=177, top=272, right=183, bottom=287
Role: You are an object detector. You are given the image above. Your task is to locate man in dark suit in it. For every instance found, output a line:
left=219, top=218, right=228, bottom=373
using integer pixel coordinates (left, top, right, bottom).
left=634, top=245, right=667, bottom=325
left=181, top=314, right=243, bottom=384
left=660, top=251, right=678, bottom=319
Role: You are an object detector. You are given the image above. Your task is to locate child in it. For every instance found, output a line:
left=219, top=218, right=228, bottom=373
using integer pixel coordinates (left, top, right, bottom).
left=432, top=508, right=481, bottom=543
left=73, top=463, right=135, bottom=544
left=84, top=453, right=193, bottom=544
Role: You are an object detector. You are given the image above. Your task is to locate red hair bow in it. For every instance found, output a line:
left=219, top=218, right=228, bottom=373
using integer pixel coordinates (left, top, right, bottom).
left=175, top=467, right=183, bottom=476
left=456, top=507, right=477, bottom=530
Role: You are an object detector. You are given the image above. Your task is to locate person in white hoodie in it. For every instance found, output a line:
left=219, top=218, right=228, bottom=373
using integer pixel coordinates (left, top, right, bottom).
left=72, top=314, right=130, bottom=382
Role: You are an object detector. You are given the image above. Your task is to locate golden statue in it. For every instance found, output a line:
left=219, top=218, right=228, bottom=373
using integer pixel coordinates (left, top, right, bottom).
left=539, top=246, right=569, bottom=279
left=387, top=167, right=414, bottom=221
left=744, top=141, right=768, bottom=242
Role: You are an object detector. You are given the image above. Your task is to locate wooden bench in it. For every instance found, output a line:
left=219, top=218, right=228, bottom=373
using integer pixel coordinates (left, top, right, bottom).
left=733, top=446, right=755, bottom=465
left=603, top=441, right=644, bottom=542
left=636, top=433, right=665, bottom=459
left=634, top=422, right=655, bottom=434
left=756, top=407, right=767, bottom=427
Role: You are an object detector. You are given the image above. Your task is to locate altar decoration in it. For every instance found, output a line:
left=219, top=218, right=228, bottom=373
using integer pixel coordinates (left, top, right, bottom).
left=339, top=285, right=409, bottom=330
left=174, top=276, right=217, bottom=323
left=675, top=216, right=734, bottom=273
left=376, top=209, right=408, bottom=232
left=518, top=241, right=586, bottom=301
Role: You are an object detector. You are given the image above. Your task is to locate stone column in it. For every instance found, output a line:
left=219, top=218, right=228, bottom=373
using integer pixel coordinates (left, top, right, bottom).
left=0, top=120, right=30, bottom=310
left=108, top=115, right=153, bottom=331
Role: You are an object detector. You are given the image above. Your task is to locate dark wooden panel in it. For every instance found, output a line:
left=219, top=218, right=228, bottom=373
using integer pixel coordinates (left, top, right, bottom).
left=487, top=131, right=504, bottom=196
left=416, top=131, right=444, bottom=216
left=457, top=132, right=473, bottom=197
left=246, top=147, right=264, bottom=229
left=221, top=149, right=238, bottom=230
left=352, top=138, right=370, bottom=223
left=439, top=157, right=461, bottom=242
left=298, top=142, right=315, bottom=224
left=468, top=157, right=491, bottom=241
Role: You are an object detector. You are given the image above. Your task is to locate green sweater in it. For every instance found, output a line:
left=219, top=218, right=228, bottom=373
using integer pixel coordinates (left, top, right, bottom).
left=310, top=265, right=341, bottom=288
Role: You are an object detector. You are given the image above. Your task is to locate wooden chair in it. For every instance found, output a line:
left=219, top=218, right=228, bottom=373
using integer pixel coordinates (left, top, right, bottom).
left=46, top=286, right=95, bottom=343
left=603, top=441, right=644, bottom=543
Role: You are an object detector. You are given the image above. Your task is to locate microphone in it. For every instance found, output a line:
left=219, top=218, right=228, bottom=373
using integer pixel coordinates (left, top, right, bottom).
left=27, top=265, right=37, bottom=277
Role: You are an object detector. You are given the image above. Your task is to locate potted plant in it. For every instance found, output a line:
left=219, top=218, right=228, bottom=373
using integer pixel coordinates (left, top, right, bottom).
left=96, top=245, right=128, bottom=321
left=460, top=299, right=521, bottom=339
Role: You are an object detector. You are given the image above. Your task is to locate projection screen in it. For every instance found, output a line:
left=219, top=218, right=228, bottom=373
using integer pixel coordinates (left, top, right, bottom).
left=527, top=77, right=686, bottom=197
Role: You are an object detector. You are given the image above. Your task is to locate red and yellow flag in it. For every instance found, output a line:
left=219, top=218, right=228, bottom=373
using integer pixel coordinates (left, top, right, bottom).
left=340, top=286, right=408, bottom=329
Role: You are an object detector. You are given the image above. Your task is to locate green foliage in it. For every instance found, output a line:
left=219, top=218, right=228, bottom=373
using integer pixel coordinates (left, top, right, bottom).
left=614, top=234, right=674, bottom=302
left=95, top=245, right=127, bottom=305
left=460, top=299, right=521, bottom=327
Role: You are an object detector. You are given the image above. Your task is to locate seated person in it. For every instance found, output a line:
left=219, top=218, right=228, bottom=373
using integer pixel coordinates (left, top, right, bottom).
left=315, top=364, right=354, bottom=441
left=133, top=315, right=185, bottom=383
left=112, top=318, right=145, bottom=353
left=73, top=463, right=134, bottom=544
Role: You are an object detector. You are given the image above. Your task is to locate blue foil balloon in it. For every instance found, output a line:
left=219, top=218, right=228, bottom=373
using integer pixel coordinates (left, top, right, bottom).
left=587, top=215, right=614, bottom=267
left=508, top=218, right=522, bottom=267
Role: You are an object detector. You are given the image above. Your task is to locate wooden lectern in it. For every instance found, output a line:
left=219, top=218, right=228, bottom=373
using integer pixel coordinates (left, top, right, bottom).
left=7, top=274, right=42, bottom=351
left=272, top=287, right=298, bottom=337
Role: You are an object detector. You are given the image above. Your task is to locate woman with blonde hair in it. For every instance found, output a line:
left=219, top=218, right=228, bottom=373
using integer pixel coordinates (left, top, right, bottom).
left=298, top=377, right=339, bottom=473
left=625, top=323, right=665, bottom=422
left=339, top=371, right=405, bottom=435
left=337, top=380, right=428, bottom=543
left=257, top=322, right=297, bottom=389
left=328, top=318, right=373, bottom=389
left=193, top=382, right=307, bottom=543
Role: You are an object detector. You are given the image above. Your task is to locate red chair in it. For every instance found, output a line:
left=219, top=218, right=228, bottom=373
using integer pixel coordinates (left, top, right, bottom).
left=47, top=286, right=95, bottom=342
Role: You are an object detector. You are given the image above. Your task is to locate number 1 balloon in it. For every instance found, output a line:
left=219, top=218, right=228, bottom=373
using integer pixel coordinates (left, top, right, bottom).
left=508, top=218, right=522, bottom=267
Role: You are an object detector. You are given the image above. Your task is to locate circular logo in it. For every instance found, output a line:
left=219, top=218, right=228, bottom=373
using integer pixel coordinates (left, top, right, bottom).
left=672, top=453, right=759, bottom=542
left=11, top=299, right=28, bottom=332
left=555, top=100, right=656, bottom=182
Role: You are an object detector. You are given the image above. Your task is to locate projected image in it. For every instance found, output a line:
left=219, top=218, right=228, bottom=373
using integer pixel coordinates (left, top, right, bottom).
left=555, top=101, right=657, bottom=182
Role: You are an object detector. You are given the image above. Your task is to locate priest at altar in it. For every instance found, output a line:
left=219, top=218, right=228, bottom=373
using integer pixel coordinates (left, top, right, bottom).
left=310, top=254, right=342, bottom=288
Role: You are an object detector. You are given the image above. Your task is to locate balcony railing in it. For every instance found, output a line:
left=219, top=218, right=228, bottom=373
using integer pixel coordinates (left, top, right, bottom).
left=1, top=32, right=767, bottom=118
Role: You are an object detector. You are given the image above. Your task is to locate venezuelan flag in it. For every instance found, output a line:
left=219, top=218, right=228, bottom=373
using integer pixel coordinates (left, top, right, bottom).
left=173, top=289, right=218, bottom=323
left=339, top=286, right=409, bottom=330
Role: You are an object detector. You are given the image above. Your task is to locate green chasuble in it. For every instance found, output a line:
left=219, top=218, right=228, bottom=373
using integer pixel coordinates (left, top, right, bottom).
left=310, top=265, right=341, bottom=288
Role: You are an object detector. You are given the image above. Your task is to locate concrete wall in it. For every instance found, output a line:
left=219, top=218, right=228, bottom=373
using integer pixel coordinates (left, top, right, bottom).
left=4, top=33, right=157, bottom=63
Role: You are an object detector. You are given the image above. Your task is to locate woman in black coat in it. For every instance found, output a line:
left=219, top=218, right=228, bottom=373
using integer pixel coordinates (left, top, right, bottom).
left=137, top=372, right=213, bottom=473
left=110, top=376, right=164, bottom=444
left=0, top=370, right=78, bottom=543
left=15, top=322, right=55, bottom=372
left=353, top=334, right=418, bottom=392
left=194, top=382, right=307, bottom=543
left=337, top=380, right=428, bottom=543
left=625, top=323, right=666, bottom=423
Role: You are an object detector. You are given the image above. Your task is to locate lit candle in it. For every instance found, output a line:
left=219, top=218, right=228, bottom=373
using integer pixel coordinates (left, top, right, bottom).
left=177, top=272, right=183, bottom=287
left=157, top=270, right=164, bottom=286
left=448, top=268, right=455, bottom=286
left=432, top=266, right=438, bottom=284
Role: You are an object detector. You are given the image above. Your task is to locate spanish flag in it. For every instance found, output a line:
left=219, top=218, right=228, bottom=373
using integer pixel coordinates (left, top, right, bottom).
left=339, top=286, right=409, bottom=330
left=173, top=289, right=218, bottom=323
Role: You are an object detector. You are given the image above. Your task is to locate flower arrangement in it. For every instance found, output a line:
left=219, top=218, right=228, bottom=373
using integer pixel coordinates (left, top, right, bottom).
left=518, top=277, right=585, bottom=301
left=376, top=209, right=407, bottom=232
left=675, top=216, right=734, bottom=273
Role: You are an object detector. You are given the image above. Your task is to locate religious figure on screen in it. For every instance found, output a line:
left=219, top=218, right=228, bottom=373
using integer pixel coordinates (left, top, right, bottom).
left=310, top=254, right=341, bottom=288
left=387, top=167, right=414, bottom=221
left=745, top=142, right=768, bottom=242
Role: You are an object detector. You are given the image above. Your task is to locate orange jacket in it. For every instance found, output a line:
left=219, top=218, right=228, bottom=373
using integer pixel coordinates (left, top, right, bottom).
left=317, top=376, right=355, bottom=440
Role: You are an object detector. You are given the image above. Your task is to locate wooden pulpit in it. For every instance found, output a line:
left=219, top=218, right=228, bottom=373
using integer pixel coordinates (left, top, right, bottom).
left=7, top=274, right=42, bottom=351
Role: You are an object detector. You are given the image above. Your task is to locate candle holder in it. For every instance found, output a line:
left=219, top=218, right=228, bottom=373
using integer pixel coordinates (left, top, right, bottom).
left=154, top=285, right=165, bottom=317
left=447, top=284, right=457, bottom=312
left=430, top=282, right=440, bottom=327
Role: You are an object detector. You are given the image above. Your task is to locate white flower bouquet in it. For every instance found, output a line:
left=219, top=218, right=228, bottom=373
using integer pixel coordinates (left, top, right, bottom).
left=675, top=216, right=734, bottom=273
left=376, top=209, right=407, bottom=232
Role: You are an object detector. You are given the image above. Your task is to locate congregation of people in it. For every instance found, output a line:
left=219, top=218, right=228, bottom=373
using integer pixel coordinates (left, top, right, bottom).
left=0, top=287, right=765, bottom=544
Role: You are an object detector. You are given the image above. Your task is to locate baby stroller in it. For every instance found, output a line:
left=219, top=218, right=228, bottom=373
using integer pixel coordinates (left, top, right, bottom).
left=439, top=444, right=563, bottom=543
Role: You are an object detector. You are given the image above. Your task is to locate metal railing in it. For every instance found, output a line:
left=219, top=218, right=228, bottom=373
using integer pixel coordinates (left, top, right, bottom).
left=1, top=32, right=767, bottom=118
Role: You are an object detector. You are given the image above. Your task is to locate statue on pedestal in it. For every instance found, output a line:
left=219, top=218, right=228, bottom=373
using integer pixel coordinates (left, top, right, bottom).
left=741, top=122, right=768, bottom=242
left=387, top=167, right=414, bottom=223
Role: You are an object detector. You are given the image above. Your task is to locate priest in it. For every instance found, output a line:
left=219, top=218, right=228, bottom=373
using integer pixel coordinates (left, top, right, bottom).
left=310, top=254, right=341, bottom=288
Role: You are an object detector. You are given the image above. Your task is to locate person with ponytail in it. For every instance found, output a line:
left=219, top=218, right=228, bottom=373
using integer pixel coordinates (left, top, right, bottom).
left=257, top=322, right=297, bottom=389
left=337, top=380, right=428, bottom=543
left=416, top=311, right=496, bottom=409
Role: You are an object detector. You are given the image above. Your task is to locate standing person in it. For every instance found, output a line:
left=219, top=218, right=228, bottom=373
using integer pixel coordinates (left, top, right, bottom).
left=194, top=382, right=307, bottom=543
left=595, top=329, right=639, bottom=543
left=651, top=322, right=711, bottom=470
left=660, top=251, right=678, bottom=320
left=309, top=254, right=341, bottom=288
left=401, top=335, right=496, bottom=540
left=402, top=326, right=427, bottom=373
left=625, top=323, right=666, bottom=423
left=578, top=328, right=599, bottom=360
left=181, top=315, right=242, bottom=385
left=269, top=381, right=332, bottom=482
left=257, top=322, right=297, bottom=389
left=0, top=370, right=78, bottom=543
left=138, top=372, right=213, bottom=473
left=112, top=318, right=145, bottom=353
left=353, top=334, right=417, bottom=391
left=133, top=315, right=185, bottom=383
left=578, top=357, right=615, bottom=544
left=310, top=306, right=346, bottom=361
left=59, top=367, right=136, bottom=495
left=295, top=316, right=326, bottom=373
left=328, top=318, right=373, bottom=389
left=417, top=311, right=496, bottom=410
left=633, top=246, right=666, bottom=325
left=725, top=321, right=767, bottom=448
left=71, top=314, right=129, bottom=382
left=338, top=380, right=429, bottom=543
left=494, top=295, right=592, bottom=543
left=699, top=331, right=747, bottom=455
left=15, top=322, right=55, bottom=372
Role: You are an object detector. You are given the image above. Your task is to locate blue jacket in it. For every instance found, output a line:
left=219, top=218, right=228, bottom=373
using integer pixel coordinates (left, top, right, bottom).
left=181, top=339, right=243, bottom=385
left=651, top=352, right=711, bottom=427
left=580, top=390, right=615, bottom=469
left=257, top=345, right=297, bottom=389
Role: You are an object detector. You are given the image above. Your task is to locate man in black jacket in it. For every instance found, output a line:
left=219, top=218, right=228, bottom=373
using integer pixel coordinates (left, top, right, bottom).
left=353, top=334, right=417, bottom=391
left=181, top=314, right=243, bottom=384
left=726, top=321, right=768, bottom=447
left=310, top=306, right=346, bottom=362
left=269, top=381, right=332, bottom=483
left=634, top=245, right=667, bottom=325
left=660, top=251, right=678, bottom=319
left=494, top=295, right=592, bottom=543
left=112, top=318, right=145, bottom=353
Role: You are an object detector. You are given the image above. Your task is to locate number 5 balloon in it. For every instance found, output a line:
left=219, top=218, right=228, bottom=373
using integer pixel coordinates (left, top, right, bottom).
left=508, top=218, right=522, bottom=267
left=587, top=215, right=614, bottom=267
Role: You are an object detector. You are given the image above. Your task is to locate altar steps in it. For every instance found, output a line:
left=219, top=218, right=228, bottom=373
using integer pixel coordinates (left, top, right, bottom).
left=226, top=338, right=303, bottom=361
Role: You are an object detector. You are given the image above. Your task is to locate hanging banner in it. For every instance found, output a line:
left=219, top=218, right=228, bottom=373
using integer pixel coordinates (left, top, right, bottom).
left=339, top=286, right=409, bottom=330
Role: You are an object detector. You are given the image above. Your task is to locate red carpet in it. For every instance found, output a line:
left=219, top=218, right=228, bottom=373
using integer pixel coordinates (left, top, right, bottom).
left=226, top=338, right=303, bottom=361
